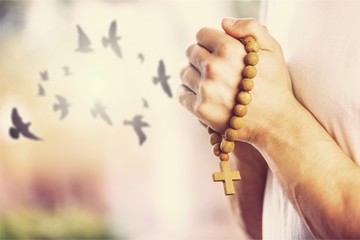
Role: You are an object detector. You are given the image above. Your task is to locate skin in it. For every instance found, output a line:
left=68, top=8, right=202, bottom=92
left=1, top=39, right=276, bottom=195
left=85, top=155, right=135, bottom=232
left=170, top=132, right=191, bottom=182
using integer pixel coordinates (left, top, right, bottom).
left=178, top=18, right=360, bottom=239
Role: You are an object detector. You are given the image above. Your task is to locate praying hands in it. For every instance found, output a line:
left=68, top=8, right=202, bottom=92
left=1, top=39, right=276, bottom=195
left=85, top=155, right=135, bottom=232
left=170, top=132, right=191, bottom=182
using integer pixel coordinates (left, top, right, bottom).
left=178, top=18, right=360, bottom=239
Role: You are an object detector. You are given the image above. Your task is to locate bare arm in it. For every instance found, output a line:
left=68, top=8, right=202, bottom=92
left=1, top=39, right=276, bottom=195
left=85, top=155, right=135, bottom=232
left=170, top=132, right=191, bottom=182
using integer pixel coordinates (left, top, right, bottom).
left=255, top=96, right=360, bottom=238
left=231, top=142, right=267, bottom=239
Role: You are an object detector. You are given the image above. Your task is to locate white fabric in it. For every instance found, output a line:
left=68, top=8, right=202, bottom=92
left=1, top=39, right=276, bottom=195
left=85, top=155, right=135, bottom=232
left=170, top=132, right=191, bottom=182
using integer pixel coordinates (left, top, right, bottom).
left=260, top=1, right=360, bottom=239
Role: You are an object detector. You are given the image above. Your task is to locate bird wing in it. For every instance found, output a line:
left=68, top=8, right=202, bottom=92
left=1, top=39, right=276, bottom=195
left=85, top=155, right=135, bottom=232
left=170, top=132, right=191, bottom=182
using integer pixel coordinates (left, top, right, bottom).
left=23, top=128, right=42, bottom=141
left=59, top=108, right=69, bottom=120
left=110, top=42, right=122, bottom=58
left=158, top=60, right=165, bottom=75
left=161, top=81, right=173, bottom=98
left=11, top=108, right=24, bottom=128
left=38, top=84, right=45, bottom=96
left=136, top=128, right=147, bottom=146
left=109, top=20, right=117, bottom=38
left=55, top=94, right=67, bottom=105
left=100, top=112, right=113, bottom=125
left=77, top=25, right=91, bottom=47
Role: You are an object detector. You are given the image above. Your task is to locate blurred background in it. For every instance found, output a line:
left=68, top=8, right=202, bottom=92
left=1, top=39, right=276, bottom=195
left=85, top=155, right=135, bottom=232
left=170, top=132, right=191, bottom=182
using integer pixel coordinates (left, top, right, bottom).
left=0, top=0, right=260, bottom=239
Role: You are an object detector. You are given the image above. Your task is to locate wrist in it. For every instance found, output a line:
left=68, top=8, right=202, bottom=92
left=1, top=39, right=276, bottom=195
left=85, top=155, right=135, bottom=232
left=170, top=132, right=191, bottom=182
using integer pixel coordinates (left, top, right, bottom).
left=252, top=96, right=305, bottom=151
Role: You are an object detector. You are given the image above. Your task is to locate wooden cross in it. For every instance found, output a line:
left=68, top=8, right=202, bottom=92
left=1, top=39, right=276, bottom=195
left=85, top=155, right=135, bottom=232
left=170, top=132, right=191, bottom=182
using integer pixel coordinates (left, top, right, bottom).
left=212, top=161, right=241, bottom=195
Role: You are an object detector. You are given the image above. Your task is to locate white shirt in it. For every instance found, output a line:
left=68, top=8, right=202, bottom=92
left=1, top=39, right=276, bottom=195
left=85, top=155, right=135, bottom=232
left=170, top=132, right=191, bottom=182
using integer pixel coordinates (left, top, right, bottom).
left=260, top=1, right=360, bottom=239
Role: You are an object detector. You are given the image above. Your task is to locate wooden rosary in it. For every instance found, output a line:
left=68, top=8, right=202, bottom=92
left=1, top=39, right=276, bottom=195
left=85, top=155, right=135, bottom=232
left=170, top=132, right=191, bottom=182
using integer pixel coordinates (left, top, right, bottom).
left=208, top=36, right=259, bottom=195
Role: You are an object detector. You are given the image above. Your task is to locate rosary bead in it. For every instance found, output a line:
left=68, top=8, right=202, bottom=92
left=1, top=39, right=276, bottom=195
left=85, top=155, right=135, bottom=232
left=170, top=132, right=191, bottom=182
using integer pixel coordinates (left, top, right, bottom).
left=233, top=104, right=248, bottom=117
left=225, top=128, right=239, bottom=141
left=230, top=116, right=245, bottom=130
left=245, top=41, right=260, bottom=53
left=213, top=143, right=221, bottom=156
left=210, top=132, right=222, bottom=145
left=219, top=152, right=229, bottom=161
left=240, top=78, right=254, bottom=91
left=242, top=36, right=255, bottom=45
left=245, top=52, right=259, bottom=66
left=237, top=91, right=252, bottom=105
left=220, top=139, right=235, bottom=153
left=243, top=66, right=257, bottom=79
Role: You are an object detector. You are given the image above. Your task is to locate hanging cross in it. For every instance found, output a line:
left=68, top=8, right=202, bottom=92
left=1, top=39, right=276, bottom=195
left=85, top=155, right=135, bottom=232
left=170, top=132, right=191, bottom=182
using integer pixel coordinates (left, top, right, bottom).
left=212, top=161, right=241, bottom=195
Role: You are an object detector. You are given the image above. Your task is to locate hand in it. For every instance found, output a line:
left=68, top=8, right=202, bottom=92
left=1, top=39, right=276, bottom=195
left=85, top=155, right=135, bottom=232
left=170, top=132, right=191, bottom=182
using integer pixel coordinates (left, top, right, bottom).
left=178, top=18, right=296, bottom=144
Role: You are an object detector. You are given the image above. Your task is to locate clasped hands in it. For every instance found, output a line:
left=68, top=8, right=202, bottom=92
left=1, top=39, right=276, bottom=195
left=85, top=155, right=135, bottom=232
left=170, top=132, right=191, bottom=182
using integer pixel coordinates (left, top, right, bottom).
left=178, top=18, right=296, bottom=147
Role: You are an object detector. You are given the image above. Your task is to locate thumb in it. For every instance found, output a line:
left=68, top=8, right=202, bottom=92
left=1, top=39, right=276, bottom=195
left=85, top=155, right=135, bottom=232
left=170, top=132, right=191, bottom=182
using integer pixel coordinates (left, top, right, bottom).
left=221, top=17, right=276, bottom=51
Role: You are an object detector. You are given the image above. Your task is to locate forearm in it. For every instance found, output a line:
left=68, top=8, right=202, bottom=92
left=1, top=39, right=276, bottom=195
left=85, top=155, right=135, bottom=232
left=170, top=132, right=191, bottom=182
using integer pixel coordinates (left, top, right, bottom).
left=231, top=142, right=268, bottom=239
left=256, top=98, right=360, bottom=238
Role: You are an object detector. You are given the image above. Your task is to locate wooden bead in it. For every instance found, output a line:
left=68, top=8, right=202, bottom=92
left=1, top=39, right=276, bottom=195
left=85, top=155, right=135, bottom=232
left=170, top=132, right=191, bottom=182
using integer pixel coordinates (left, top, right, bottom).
left=213, top=143, right=221, bottom=156
left=240, top=78, right=254, bottom=91
left=242, top=36, right=255, bottom=45
left=225, top=128, right=239, bottom=141
left=245, top=41, right=259, bottom=53
left=210, top=132, right=222, bottom=145
left=243, top=66, right=257, bottom=79
left=237, top=91, right=252, bottom=105
left=207, top=126, right=215, bottom=134
left=219, top=152, right=229, bottom=161
left=233, top=104, right=248, bottom=117
left=230, top=116, right=245, bottom=130
left=220, top=139, right=235, bottom=153
left=245, top=52, right=259, bottom=66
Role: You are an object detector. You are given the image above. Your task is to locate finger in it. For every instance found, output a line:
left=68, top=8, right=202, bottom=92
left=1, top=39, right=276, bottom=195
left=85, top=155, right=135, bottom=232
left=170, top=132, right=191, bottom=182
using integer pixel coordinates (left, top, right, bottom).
left=196, top=27, right=232, bottom=53
left=186, top=43, right=212, bottom=73
left=221, top=18, right=278, bottom=50
left=177, top=84, right=198, bottom=116
left=180, top=64, right=201, bottom=94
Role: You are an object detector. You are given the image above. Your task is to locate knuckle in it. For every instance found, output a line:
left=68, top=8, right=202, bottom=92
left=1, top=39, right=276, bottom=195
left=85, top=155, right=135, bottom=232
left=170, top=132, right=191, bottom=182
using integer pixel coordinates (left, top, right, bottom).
left=216, top=41, right=232, bottom=56
left=196, top=27, right=209, bottom=41
left=244, top=18, right=259, bottom=29
left=202, top=59, right=220, bottom=78
left=198, top=81, right=215, bottom=99
left=185, top=43, right=195, bottom=58
left=194, top=101, right=209, bottom=119
left=179, top=66, right=187, bottom=80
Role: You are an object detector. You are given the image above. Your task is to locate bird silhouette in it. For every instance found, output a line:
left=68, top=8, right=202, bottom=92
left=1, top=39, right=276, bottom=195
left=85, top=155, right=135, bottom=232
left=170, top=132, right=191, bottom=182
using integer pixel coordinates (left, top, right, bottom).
left=141, top=98, right=149, bottom=108
left=124, top=115, right=150, bottom=146
left=153, top=60, right=172, bottom=98
left=9, top=107, right=42, bottom=141
left=38, top=84, right=45, bottom=96
left=75, top=25, right=93, bottom=53
left=137, top=53, right=144, bottom=63
left=102, top=20, right=122, bottom=58
left=53, top=95, right=71, bottom=120
left=62, top=66, right=72, bottom=76
left=39, top=70, right=48, bottom=81
left=90, top=101, right=113, bottom=126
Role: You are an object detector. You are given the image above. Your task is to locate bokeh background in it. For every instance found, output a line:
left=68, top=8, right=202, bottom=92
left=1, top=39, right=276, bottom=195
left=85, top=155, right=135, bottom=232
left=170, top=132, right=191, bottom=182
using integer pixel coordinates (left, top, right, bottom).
left=0, top=1, right=260, bottom=239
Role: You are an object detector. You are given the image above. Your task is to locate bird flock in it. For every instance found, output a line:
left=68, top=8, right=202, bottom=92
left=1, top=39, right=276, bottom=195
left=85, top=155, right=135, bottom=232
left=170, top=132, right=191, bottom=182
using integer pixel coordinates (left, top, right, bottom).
left=9, top=19, right=172, bottom=146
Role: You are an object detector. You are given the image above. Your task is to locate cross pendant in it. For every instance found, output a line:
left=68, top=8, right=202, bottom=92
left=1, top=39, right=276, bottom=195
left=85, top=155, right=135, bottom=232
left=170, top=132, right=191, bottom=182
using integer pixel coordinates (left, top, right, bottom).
left=212, top=161, right=241, bottom=195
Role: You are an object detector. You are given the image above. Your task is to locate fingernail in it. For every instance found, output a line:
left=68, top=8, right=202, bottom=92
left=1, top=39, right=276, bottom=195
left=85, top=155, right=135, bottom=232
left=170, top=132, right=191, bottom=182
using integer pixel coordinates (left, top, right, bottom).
left=223, top=18, right=236, bottom=27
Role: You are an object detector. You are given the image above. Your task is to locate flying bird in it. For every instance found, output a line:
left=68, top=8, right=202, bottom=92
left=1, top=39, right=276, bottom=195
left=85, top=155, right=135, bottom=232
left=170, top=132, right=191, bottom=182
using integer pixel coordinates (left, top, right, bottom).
left=53, top=95, right=71, bottom=120
left=124, top=115, right=150, bottom=146
left=102, top=20, right=122, bottom=58
left=38, top=84, right=45, bottom=96
left=141, top=98, right=149, bottom=108
left=39, top=70, right=48, bottom=81
left=9, top=107, right=42, bottom=141
left=137, top=53, right=144, bottom=63
left=153, top=60, right=172, bottom=98
left=75, top=25, right=93, bottom=53
left=90, top=101, right=113, bottom=126
left=62, top=66, right=72, bottom=76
